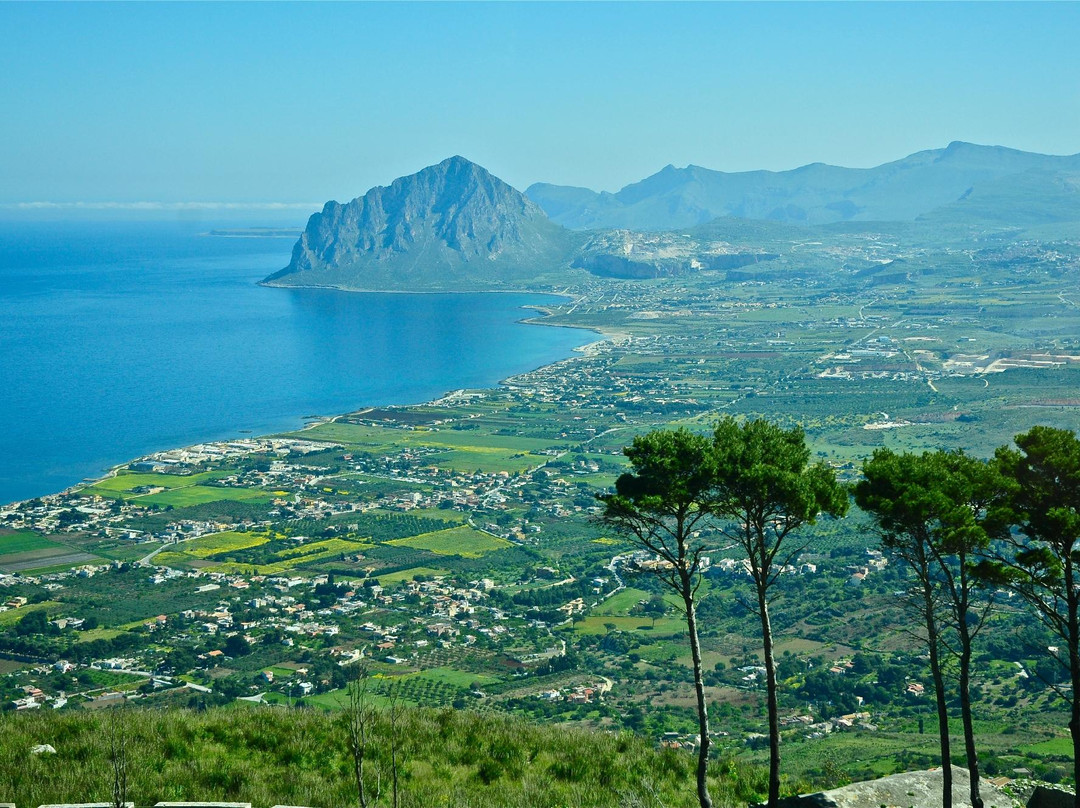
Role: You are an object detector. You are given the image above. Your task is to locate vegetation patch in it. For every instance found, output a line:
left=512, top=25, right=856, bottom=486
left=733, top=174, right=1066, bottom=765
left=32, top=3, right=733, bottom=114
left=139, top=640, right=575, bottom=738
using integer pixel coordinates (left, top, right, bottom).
left=374, top=566, right=449, bottom=584
left=181, top=531, right=270, bottom=558
left=0, top=530, right=65, bottom=557
left=0, top=547, right=102, bottom=573
left=80, top=469, right=226, bottom=497
left=387, top=526, right=512, bottom=558
left=138, top=485, right=273, bottom=508
left=0, top=601, right=60, bottom=627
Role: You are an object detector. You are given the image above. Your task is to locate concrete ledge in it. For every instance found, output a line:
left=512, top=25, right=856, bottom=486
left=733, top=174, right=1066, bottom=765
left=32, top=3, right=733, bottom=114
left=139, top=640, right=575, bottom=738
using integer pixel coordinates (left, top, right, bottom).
left=39, top=804, right=133, bottom=808
left=155, top=804, right=250, bottom=808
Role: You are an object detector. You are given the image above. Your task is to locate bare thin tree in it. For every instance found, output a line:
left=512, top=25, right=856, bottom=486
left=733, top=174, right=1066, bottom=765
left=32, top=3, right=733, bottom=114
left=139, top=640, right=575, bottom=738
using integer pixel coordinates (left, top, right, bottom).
left=107, top=704, right=130, bottom=808
left=342, top=665, right=382, bottom=808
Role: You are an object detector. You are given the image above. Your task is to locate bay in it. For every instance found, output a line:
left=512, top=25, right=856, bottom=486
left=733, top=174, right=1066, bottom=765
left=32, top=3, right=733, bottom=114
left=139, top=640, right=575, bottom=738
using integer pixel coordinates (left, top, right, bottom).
left=0, top=221, right=595, bottom=505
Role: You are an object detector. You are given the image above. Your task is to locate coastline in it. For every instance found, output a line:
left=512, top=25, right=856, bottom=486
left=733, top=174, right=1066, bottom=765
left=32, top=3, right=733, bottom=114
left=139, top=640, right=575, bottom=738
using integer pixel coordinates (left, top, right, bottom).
left=8, top=288, right=606, bottom=508
left=262, top=279, right=620, bottom=351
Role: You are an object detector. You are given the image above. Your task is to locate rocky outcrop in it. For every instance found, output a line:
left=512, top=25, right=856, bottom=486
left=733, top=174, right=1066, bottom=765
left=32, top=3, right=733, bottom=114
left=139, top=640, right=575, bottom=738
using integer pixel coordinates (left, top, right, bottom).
left=571, top=228, right=778, bottom=279
left=772, top=766, right=1014, bottom=808
left=266, top=156, right=579, bottom=291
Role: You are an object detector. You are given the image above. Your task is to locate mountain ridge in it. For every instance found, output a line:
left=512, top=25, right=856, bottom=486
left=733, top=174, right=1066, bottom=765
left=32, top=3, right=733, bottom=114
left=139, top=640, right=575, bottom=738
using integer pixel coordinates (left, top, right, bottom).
left=265, top=144, right=1080, bottom=291
left=526, top=141, right=1080, bottom=229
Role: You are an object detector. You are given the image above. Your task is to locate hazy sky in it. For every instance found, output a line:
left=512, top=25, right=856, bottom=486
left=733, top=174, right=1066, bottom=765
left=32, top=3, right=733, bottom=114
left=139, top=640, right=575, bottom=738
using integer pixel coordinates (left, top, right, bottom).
left=2, top=1, right=1079, bottom=216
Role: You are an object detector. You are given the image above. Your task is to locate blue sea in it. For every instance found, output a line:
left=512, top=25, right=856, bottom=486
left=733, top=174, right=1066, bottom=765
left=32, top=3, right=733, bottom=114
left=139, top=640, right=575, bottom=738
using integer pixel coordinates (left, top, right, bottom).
left=0, top=221, right=595, bottom=505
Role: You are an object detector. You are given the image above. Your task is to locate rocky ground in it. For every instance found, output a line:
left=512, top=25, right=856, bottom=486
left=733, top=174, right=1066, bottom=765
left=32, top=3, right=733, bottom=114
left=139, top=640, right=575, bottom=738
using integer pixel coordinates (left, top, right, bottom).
left=777, top=767, right=1016, bottom=808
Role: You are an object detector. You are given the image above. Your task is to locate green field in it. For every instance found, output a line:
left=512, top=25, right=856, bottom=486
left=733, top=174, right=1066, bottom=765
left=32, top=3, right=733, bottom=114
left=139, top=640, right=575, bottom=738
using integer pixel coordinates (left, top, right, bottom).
left=74, top=627, right=127, bottom=644
left=274, top=537, right=372, bottom=560
left=181, top=531, right=270, bottom=558
left=0, top=530, right=64, bottom=556
left=138, top=486, right=273, bottom=508
left=80, top=469, right=226, bottom=497
left=591, top=587, right=683, bottom=617
left=0, top=539, right=102, bottom=573
left=387, top=525, right=512, bottom=558
left=572, top=615, right=686, bottom=635
left=374, top=566, right=449, bottom=584
left=411, top=666, right=500, bottom=688
left=0, top=601, right=61, bottom=627
left=197, top=536, right=374, bottom=576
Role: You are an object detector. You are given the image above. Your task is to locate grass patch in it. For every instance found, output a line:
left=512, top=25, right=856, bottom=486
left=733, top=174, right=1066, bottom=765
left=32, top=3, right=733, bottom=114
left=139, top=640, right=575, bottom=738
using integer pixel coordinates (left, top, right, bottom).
left=74, top=627, right=127, bottom=643
left=572, top=615, right=686, bottom=635
left=138, top=486, right=273, bottom=508
left=0, top=545, right=102, bottom=573
left=181, top=531, right=270, bottom=558
left=411, top=666, right=500, bottom=688
left=80, top=470, right=226, bottom=497
left=387, top=526, right=511, bottom=558
left=375, top=566, right=448, bottom=584
left=1019, top=737, right=1075, bottom=757
left=274, top=538, right=373, bottom=560
left=0, top=530, right=64, bottom=557
left=0, top=601, right=61, bottom=627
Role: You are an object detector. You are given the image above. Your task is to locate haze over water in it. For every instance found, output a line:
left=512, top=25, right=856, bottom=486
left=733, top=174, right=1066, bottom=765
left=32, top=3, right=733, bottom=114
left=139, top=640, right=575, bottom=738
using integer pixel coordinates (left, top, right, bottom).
left=0, top=221, right=595, bottom=505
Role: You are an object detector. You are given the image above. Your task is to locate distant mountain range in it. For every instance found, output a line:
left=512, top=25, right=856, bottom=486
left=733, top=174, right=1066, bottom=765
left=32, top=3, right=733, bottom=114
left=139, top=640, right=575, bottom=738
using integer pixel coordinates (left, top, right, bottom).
left=527, top=141, right=1080, bottom=229
left=265, top=143, right=1080, bottom=290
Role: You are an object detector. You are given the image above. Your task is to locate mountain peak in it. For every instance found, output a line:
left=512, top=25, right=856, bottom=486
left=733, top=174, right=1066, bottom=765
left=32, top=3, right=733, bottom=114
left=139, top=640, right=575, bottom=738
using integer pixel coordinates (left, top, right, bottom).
left=433, top=154, right=486, bottom=174
left=265, top=159, right=574, bottom=291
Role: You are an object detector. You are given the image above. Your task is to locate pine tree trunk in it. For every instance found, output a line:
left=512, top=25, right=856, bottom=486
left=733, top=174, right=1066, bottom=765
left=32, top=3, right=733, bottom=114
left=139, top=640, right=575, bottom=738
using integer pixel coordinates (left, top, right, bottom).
left=1067, top=560, right=1080, bottom=808
left=959, top=638, right=982, bottom=808
left=685, top=588, right=713, bottom=808
left=759, top=586, right=781, bottom=808
left=925, top=588, right=952, bottom=808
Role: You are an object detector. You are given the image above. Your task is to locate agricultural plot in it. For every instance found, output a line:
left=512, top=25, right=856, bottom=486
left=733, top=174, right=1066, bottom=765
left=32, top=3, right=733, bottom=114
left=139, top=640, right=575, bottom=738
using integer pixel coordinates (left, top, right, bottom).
left=572, top=614, right=686, bottom=635
left=0, top=530, right=102, bottom=573
left=80, top=469, right=226, bottom=498
left=413, top=666, right=500, bottom=688
left=289, top=421, right=569, bottom=468
left=82, top=540, right=163, bottom=563
left=426, top=448, right=541, bottom=474
left=0, top=530, right=62, bottom=555
left=206, top=537, right=374, bottom=575
left=274, top=537, right=373, bottom=560
left=591, top=587, right=681, bottom=617
left=0, top=601, right=60, bottom=627
left=374, top=566, right=449, bottom=584
left=137, top=485, right=273, bottom=508
left=181, top=531, right=270, bottom=558
left=387, top=525, right=512, bottom=558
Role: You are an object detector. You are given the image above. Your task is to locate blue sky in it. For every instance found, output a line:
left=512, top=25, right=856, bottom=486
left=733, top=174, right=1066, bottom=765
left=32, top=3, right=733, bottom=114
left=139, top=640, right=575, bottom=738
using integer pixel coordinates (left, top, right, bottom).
left=2, top=1, right=1078, bottom=216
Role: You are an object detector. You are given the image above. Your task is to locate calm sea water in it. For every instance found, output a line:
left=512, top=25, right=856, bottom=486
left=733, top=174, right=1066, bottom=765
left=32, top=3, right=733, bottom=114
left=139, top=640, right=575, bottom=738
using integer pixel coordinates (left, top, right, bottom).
left=0, top=221, right=594, bottom=505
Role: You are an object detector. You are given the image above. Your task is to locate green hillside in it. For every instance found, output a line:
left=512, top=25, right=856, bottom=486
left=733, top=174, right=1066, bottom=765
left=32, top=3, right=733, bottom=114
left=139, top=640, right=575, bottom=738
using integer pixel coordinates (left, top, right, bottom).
left=0, top=705, right=783, bottom=808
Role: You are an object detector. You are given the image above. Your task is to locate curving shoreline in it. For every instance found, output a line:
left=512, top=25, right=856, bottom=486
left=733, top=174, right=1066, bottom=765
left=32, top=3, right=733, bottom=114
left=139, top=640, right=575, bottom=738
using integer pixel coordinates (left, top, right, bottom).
left=7, top=288, right=604, bottom=508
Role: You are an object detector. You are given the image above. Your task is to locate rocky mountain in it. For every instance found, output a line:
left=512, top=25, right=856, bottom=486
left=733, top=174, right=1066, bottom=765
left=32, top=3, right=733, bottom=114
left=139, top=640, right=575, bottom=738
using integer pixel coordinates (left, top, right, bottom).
left=265, top=156, right=579, bottom=291
left=527, top=142, right=1080, bottom=230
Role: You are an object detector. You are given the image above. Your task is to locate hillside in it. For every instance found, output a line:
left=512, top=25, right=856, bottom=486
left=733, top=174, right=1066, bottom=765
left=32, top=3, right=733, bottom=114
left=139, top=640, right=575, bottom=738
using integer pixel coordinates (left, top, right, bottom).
left=265, top=156, right=581, bottom=291
left=0, top=704, right=775, bottom=808
left=527, top=142, right=1080, bottom=230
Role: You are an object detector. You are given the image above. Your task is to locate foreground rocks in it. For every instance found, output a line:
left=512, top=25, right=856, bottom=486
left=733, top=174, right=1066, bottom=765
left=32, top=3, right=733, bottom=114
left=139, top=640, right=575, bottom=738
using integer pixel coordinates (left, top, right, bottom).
left=774, top=766, right=1015, bottom=808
